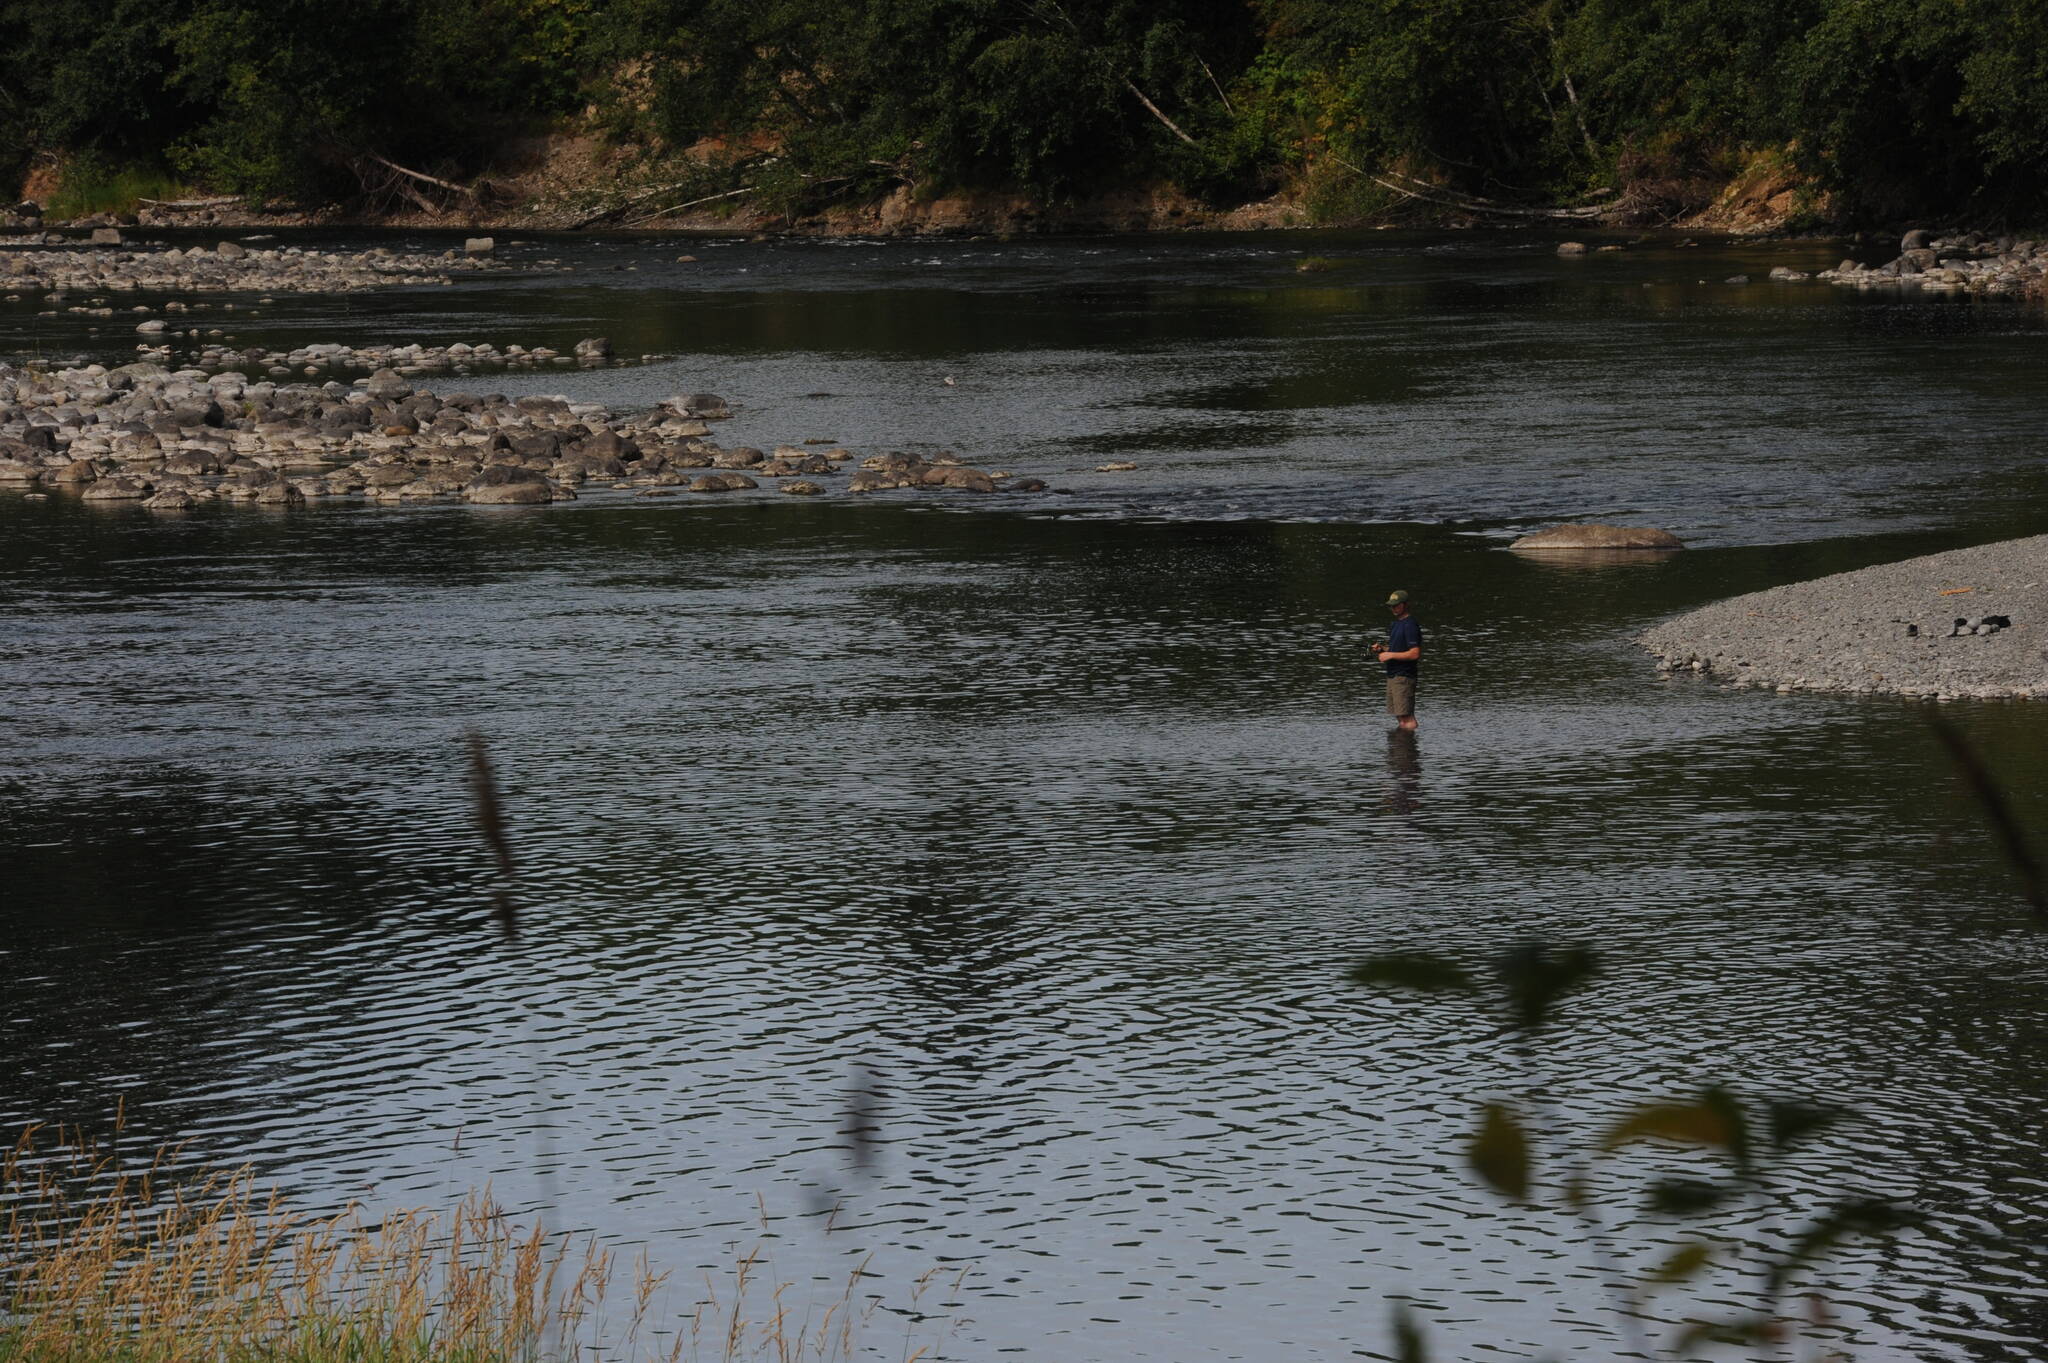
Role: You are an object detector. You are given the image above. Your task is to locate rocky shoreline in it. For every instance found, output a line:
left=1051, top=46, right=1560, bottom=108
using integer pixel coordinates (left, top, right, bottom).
left=154, top=338, right=673, bottom=380
left=1639, top=536, right=2047, bottom=700
left=1812, top=229, right=2048, bottom=298
left=0, top=359, right=1044, bottom=508
left=1, top=238, right=537, bottom=299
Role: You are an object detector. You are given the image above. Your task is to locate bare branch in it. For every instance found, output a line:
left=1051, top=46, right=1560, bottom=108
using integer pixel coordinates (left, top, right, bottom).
left=1125, top=79, right=1199, bottom=147
left=361, top=150, right=477, bottom=200
left=1198, top=55, right=1234, bottom=115
left=1330, top=154, right=1607, bottom=221
left=622, top=185, right=760, bottom=227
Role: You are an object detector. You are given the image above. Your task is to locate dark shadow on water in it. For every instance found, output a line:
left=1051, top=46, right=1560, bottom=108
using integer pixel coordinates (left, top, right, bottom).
left=1383, top=728, right=1423, bottom=817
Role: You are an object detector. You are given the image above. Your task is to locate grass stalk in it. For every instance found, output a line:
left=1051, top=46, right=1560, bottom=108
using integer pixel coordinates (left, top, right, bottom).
left=1, top=1126, right=955, bottom=1363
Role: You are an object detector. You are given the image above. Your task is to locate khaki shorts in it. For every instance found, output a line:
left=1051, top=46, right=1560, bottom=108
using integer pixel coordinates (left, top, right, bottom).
left=1386, top=675, right=1416, bottom=717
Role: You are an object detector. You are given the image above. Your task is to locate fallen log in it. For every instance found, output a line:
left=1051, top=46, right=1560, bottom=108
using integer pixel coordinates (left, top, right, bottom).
left=1334, top=157, right=1608, bottom=222
left=363, top=151, right=477, bottom=200
left=619, top=186, right=759, bottom=228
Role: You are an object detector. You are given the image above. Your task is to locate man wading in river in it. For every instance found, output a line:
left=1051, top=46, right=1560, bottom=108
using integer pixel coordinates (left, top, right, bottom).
left=1375, top=590, right=1422, bottom=731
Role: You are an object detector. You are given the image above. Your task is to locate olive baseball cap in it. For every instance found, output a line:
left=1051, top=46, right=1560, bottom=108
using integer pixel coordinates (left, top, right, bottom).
left=1386, top=590, right=1410, bottom=605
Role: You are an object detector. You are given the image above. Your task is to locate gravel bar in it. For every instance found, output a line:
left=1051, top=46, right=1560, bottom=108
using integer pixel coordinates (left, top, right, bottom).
left=1638, top=535, right=2048, bottom=700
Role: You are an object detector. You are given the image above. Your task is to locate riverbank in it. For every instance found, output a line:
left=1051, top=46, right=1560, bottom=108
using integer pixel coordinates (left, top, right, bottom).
left=1638, top=535, right=2047, bottom=700
left=3, top=134, right=2013, bottom=242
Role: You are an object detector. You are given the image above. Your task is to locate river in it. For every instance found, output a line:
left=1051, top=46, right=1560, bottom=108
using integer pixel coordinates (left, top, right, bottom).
left=3, top=229, right=2045, bottom=1361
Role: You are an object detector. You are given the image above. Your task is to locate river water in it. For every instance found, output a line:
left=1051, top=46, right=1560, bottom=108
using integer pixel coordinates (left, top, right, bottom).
left=3, top=230, right=2046, bottom=1361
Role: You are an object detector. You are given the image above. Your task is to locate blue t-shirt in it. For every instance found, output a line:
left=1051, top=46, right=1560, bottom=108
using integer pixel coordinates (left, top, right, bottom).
left=1384, top=615, right=1421, bottom=677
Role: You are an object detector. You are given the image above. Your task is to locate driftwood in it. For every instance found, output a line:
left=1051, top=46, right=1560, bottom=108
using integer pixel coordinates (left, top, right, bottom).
left=619, top=186, right=759, bottom=227
left=136, top=196, right=241, bottom=210
left=345, top=150, right=492, bottom=214
left=363, top=151, right=477, bottom=200
left=569, top=179, right=695, bottom=230
left=570, top=156, right=784, bottom=229
left=1334, top=156, right=1609, bottom=222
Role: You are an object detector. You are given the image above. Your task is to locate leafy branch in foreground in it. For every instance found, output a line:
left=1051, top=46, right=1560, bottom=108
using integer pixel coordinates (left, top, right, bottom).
left=1351, top=940, right=1913, bottom=1360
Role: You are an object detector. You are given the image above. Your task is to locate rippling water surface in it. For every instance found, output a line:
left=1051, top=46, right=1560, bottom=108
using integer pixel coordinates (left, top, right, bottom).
left=4, top=230, right=2047, bottom=1361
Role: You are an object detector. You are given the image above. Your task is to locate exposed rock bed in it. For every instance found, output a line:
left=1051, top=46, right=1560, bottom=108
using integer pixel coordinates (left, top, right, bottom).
left=0, top=240, right=535, bottom=296
left=148, top=338, right=671, bottom=379
left=1810, top=230, right=2048, bottom=297
left=0, top=359, right=1031, bottom=507
left=1638, top=536, right=2048, bottom=700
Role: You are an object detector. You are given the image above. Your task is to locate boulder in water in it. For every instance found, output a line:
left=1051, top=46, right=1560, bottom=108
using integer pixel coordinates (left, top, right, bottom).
left=1510, top=523, right=1684, bottom=551
left=465, top=465, right=552, bottom=504
left=688, top=472, right=757, bottom=492
left=83, top=476, right=151, bottom=500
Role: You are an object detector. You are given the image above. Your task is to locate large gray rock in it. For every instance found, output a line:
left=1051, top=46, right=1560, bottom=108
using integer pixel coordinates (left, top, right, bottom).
left=82, top=476, right=150, bottom=500
left=847, top=469, right=919, bottom=493
left=159, top=448, right=220, bottom=474
left=688, top=473, right=756, bottom=492
left=673, top=393, right=731, bottom=419
left=465, top=480, right=551, bottom=505
left=577, top=430, right=633, bottom=460
left=364, top=368, right=411, bottom=399
left=89, top=227, right=123, bottom=246
left=565, top=451, right=627, bottom=478
left=463, top=237, right=495, bottom=256
left=508, top=432, right=562, bottom=461
left=172, top=399, right=226, bottom=428
left=1511, top=524, right=1684, bottom=551
left=465, top=464, right=552, bottom=504
left=921, top=465, right=996, bottom=492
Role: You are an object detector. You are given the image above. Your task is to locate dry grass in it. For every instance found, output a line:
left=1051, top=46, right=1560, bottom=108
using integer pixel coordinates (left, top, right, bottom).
left=1, top=1123, right=962, bottom=1363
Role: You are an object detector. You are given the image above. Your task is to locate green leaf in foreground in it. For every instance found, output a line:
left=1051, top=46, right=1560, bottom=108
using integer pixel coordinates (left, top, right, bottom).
left=1390, top=1303, right=1429, bottom=1363
left=1671, top=1314, right=1780, bottom=1351
left=1494, top=941, right=1599, bottom=1031
left=1645, top=1177, right=1731, bottom=1216
left=1766, top=1198, right=1917, bottom=1292
left=1467, top=1101, right=1531, bottom=1200
left=1765, top=1098, right=1842, bottom=1151
left=1602, top=1086, right=1750, bottom=1168
left=1348, top=953, right=1475, bottom=994
left=1644, top=1241, right=1712, bottom=1287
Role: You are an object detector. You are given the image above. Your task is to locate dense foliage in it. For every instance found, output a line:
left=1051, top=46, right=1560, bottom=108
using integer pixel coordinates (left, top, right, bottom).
left=3, top=0, right=2045, bottom=221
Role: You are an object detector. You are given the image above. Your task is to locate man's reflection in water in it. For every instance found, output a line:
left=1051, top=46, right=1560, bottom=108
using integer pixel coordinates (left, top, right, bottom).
left=1383, top=727, right=1422, bottom=815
